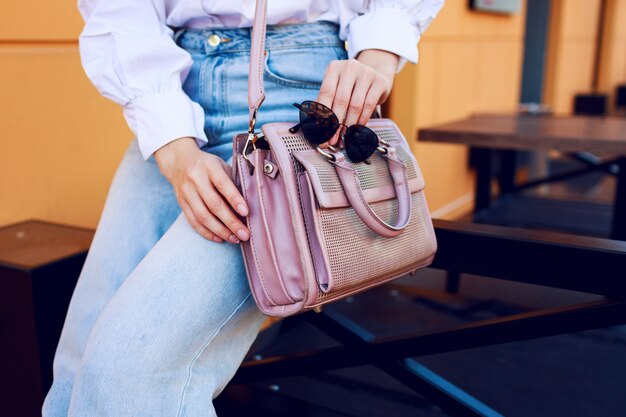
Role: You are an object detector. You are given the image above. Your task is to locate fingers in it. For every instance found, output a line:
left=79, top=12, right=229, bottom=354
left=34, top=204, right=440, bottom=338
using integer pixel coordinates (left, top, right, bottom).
left=198, top=187, right=250, bottom=243
left=210, top=165, right=249, bottom=217
left=317, top=59, right=392, bottom=147
left=179, top=198, right=223, bottom=243
left=184, top=184, right=240, bottom=243
left=317, top=61, right=341, bottom=148
left=317, top=61, right=340, bottom=109
left=192, top=173, right=250, bottom=243
left=343, top=73, right=373, bottom=128
left=327, top=61, right=357, bottom=146
left=357, top=80, right=387, bottom=126
left=176, top=154, right=251, bottom=244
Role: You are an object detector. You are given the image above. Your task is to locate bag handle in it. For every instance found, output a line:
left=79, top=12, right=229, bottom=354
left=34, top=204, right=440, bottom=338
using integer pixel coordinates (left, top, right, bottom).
left=332, top=147, right=413, bottom=238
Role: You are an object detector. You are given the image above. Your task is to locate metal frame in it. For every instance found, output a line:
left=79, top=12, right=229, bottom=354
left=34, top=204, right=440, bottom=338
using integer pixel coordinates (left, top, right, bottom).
left=470, top=147, right=626, bottom=240
left=226, top=220, right=626, bottom=416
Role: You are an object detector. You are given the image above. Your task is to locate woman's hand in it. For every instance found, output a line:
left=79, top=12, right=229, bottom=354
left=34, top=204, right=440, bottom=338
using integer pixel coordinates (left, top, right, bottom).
left=154, top=137, right=250, bottom=244
left=317, top=49, right=400, bottom=147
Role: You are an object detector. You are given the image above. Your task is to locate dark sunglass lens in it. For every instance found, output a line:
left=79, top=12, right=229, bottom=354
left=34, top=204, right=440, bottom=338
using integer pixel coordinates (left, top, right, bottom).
left=344, top=125, right=379, bottom=163
left=298, top=101, right=339, bottom=145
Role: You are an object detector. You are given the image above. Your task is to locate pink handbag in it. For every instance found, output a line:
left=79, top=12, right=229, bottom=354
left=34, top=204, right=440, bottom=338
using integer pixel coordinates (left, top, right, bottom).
left=232, top=0, right=437, bottom=317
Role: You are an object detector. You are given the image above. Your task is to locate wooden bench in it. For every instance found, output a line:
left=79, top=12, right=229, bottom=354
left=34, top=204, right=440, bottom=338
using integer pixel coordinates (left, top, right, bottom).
left=0, top=220, right=93, bottom=417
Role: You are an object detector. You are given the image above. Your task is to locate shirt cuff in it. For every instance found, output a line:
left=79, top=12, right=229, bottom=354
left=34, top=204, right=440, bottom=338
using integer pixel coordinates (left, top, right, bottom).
left=123, top=90, right=209, bottom=160
left=347, top=8, right=421, bottom=74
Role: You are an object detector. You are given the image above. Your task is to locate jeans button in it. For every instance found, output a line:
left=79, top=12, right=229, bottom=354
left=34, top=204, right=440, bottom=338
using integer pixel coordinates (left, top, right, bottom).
left=207, top=34, right=221, bottom=47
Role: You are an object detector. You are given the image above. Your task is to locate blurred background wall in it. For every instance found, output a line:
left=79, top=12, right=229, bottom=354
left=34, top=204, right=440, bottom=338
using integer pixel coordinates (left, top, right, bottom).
left=544, top=0, right=626, bottom=114
left=1, top=0, right=626, bottom=229
left=389, top=0, right=526, bottom=219
left=1, top=1, right=129, bottom=228
left=391, top=0, right=626, bottom=219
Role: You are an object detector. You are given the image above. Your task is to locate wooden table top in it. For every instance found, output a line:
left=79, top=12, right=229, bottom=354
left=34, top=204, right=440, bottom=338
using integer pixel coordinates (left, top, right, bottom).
left=0, top=220, right=93, bottom=270
left=418, top=114, right=626, bottom=154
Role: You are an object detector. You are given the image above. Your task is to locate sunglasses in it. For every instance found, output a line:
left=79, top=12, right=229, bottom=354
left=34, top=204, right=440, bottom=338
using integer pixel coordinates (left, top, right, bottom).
left=288, top=100, right=388, bottom=163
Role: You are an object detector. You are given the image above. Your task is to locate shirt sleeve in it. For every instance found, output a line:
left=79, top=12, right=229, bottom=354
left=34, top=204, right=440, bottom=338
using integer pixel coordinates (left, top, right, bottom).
left=77, top=0, right=209, bottom=160
left=345, top=0, right=445, bottom=73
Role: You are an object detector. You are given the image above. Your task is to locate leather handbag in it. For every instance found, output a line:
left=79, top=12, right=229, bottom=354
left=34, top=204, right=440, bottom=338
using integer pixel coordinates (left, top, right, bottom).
left=232, top=0, right=437, bottom=317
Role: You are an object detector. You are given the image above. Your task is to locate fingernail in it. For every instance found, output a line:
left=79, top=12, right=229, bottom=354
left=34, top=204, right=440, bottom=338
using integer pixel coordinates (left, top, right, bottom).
left=229, top=234, right=240, bottom=244
left=236, top=229, right=249, bottom=241
left=212, top=236, right=223, bottom=243
left=237, top=203, right=249, bottom=216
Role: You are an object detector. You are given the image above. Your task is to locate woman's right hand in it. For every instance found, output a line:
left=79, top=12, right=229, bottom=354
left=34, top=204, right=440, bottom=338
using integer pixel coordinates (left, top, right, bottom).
left=154, top=137, right=250, bottom=244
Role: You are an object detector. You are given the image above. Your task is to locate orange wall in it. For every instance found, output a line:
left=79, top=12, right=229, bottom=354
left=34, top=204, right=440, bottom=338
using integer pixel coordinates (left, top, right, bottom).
left=543, top=0, right=602, bottom=114
left=1, top=0, right=527, bottom=228
left=389, top=0, right=527, bottom=218
left=597, top=0, right=626, bottom=111
left=1, top=2, right=131, bottom=228
left=543, top=0, right=626, bottom=114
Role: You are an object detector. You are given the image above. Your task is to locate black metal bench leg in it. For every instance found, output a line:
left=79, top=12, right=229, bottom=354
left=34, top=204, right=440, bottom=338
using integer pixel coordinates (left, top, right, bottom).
left=497, top=150, right=517, bottom=195
left=473, top=148, right=494, bottom=212
left=305, top=307, right=505, bottom=417
left=611, top=157, right=626, bottom=240
left=446, top=271, right=461, bottom=294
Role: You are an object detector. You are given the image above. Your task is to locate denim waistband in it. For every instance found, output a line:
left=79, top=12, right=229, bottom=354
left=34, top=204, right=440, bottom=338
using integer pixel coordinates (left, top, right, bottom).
left=174, top=20, right=344, bottom=55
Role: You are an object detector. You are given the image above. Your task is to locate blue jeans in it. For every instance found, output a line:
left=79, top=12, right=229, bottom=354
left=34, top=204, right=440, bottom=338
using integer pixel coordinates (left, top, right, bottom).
left=42, top=21, right=347, bottom=417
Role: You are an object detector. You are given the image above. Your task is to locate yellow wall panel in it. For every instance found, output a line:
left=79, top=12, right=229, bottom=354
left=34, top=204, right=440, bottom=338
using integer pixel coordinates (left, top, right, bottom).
left=541, top=0, right=626, bottom=114
left=391, top=58, right=418, bottom=139
left=614, top=0, right=626, bottom=40
left=558, top=0, right=602, bottom=40
left=475, top=42, right=524, bottom=112
left=417, top=143, right=475, bottom=215
left=425, top=0, right=526, bottom=41
left=459, top=9, right=523, bottom=39
left=548, top=40, right=597, bottom=113
left=413, top=42, right=438, bottom=128
left=1, top=1, right=83, bottom=40
left=435, top=42, right=480, bottom=123
left=0, top=46, right=130, bottom=228
left=598, top=0, right=626, bottom=110
left=424, top=1, right=463, bottom=39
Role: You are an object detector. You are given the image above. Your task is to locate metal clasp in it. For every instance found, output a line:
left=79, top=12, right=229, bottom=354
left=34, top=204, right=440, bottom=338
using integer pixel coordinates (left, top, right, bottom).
left=242, top=108, right=259, bottom=169
left=316, top=145, right=337, bottom=162
left=242, top=131, right=257, bottom=156
left=376, top=138, right=391, bottom=155
left=248, top=107, right=258, bottom=135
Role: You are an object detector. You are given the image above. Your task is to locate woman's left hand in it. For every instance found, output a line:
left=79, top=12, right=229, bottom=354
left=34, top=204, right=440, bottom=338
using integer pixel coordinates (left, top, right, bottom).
left=316, top=49, right=400, bottom=147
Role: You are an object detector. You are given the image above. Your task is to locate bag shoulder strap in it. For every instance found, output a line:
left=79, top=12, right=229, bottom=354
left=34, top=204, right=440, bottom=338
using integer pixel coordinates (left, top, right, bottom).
left=248, top=0, right=268, bottom=126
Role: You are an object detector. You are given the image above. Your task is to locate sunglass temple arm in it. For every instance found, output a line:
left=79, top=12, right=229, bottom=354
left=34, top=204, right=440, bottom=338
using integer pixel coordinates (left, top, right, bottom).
left=288, top=103, right=303, bottom=133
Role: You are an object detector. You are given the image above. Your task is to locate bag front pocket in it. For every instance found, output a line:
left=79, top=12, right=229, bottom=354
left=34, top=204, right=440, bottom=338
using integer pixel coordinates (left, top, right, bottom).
left=292, top=132, right=436, bottom=301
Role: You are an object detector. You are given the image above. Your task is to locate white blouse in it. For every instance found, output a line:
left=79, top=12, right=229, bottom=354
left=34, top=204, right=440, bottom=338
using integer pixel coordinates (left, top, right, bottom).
left=77, top=0, right=445, bottom=160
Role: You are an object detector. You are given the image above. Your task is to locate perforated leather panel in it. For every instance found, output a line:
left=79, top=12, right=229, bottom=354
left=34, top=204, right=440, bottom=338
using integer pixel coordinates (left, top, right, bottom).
left=277, top=125, right=435, bottom=304
left=317, top=192, right=434, bottom=302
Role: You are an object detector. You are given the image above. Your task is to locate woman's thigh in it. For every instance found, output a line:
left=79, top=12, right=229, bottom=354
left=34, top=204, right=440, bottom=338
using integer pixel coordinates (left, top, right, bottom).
left=55, top=139, right=180, bottom=362
left=68, top=212, right=266, bottom=416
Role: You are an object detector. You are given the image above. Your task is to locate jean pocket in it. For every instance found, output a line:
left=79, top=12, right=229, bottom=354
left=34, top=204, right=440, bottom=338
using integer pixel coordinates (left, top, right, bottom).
left=264, top=45, right=347, bottom=90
